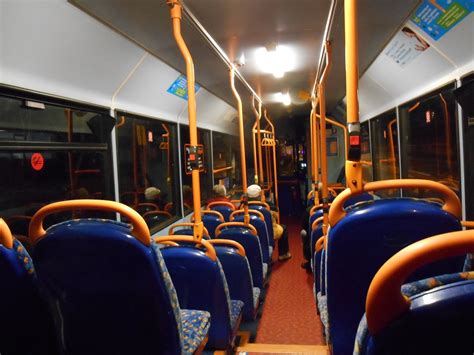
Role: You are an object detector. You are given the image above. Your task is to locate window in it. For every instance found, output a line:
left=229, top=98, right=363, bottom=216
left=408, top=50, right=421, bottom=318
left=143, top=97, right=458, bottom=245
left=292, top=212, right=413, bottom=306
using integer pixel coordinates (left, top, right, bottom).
left=179, top=125, right=213, bottom=213
left=399, top=83, right=460, bottom=199
left=212, top=132, right=240, bottom=198
left=361, top=121, right=373, bottom=182
left=116, top=113, right=180, bottom=231
left=0, top=89, right=114, bottom=237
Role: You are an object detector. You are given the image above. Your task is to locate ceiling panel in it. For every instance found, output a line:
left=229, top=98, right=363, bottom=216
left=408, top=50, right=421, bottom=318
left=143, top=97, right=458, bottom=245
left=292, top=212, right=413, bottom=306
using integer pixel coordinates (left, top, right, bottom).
left=70, top=0, right=419, bottom=120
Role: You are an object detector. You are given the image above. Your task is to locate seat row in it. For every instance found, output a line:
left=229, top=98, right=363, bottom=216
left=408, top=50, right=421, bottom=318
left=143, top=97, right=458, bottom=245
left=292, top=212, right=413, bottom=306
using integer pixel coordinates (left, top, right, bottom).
left=306, top=180, right=474, bottom=354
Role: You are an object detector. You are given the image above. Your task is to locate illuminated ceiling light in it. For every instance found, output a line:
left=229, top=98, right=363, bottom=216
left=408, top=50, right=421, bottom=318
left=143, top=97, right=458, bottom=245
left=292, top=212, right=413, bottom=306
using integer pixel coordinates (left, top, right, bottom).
left=256, top=44, right=295, bottom=79
left=276, top=92, right=291, bottom=106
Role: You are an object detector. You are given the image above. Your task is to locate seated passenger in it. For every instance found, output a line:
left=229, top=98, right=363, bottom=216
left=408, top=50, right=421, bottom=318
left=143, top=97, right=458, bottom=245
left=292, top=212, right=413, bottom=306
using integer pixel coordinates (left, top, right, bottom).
left=144, top=186, right=164, bottom=209
left=207, top=184, right=231, bottom=204
left=247, top=184, right=292, bottom=262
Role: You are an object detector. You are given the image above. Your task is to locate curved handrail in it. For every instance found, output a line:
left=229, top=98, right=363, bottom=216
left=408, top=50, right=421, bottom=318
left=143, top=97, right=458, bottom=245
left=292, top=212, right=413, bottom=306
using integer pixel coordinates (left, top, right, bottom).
left=230, top=209, right=265, bottom=222
left=248, top=201, right=271, bottom=210
left=366, top=230, right=474, bottom=335
left=329, top=179, right=462, bottom=226
left=207, top=201, right=236, bottom=211
left=29, top=200, right=150, bottom=246
left=311, top=216, right=324, bottom=231
left=169, top=223, right=210, bottom=238
left=154, top=235, right=217, bottom=261
left=0, top=219, right=14, bottom=249
left=142, top=210, right=173, bottom=219
left=315, top=235, right=325, bottom=253
left=462, top=221, right=474, bottom=229
left=207, top=239, right=246, bottom=257
left=215, top=222, right=257, bottom=237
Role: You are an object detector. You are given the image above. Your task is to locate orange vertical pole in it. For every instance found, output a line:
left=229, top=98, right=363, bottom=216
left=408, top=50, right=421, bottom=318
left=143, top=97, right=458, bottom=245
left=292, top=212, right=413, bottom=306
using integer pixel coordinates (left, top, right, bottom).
left=167, top=0, right=203, bottom=241
left=344, top=0, right=363, bottom=192
left=230, top=68, right=250, bottom=224
left=256, top=101, right=264, bottom=189
left=319, top=42, right=332, bottom=235
left=251, top=121, right=258, bottom=183
left=313, top=104, right=321, bottom=206
left=132, top=123, right=139, bottom=205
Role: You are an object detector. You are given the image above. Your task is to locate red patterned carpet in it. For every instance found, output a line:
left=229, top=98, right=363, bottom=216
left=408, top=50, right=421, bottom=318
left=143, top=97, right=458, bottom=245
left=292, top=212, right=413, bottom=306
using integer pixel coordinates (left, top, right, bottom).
left=255, top=216, right=325, bottom=344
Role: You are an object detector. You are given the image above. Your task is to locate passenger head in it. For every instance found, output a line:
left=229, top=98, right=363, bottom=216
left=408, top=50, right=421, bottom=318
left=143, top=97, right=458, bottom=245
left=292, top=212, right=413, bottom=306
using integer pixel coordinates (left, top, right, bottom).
left=247, top=184, right=262, bottom=201
left=213, top=184, right=227, bottom=198
left=145, top=187, right=161, bottom=201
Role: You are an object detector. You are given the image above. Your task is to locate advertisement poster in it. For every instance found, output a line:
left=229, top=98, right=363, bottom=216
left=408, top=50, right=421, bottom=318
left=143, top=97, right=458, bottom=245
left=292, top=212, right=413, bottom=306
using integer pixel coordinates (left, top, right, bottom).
left=411, top=0, right=473, bottom=40
left=167, top=75, right=201, bottom=100
left=384, top=26, right=430, bottom=67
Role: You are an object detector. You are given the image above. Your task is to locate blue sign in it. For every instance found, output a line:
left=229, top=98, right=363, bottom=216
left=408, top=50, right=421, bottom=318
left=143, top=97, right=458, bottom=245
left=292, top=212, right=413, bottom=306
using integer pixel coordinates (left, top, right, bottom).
left=167, top=74, right=201, bottom=100
left=411, top=0, right=473, bottom=40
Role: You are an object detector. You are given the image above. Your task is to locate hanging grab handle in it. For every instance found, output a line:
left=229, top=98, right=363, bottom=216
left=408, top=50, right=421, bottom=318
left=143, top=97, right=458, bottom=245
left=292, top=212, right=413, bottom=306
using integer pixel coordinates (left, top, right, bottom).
left=154, top=235, right=217, bottom=261
left=329, top=179, right=461, bottom=226
left=366, top=230, right=474, bottom=335
left=29, top=200, right=151, bottom=246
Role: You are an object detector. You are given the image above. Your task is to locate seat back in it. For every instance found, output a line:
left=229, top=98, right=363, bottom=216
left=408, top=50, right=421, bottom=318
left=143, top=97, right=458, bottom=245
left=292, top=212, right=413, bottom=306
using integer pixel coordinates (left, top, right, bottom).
left=0, top=220, right=58, bottom=355
left=31, top=206, right=185, bottom=355
left=356, top=230, right=474, bottom=355
left=209, top=241, right=259, bottom=321
left=327, top=198, right=463, bottom=355
left=160, top=244, right=237, bottom=349
left=201, top=210, right=225, bottom=238
left=249, top=204, right=275, bottom=247
left=208, top=201, right=235, bottom=222
left=231, top=211, right=271, bottom=263
left=216, top=223, right=265, bottom=289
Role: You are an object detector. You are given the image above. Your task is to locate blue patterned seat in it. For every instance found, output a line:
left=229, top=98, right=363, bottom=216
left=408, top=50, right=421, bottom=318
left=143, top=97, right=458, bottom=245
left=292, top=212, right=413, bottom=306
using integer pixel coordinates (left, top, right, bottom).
left=213, top=244, right=261, bottom=321
left=217, top=225, right=265, bottom=289
left=161, top=244, right=243, bottom=350
left=354, top=272, right=474, bottom=355
left=0, top=232, right=58, bottom=355
left=33, top=218, right=209, bottom=354
left=326, top=198, right=463, bottom=354
left=233, top=213, right=271, bottom=264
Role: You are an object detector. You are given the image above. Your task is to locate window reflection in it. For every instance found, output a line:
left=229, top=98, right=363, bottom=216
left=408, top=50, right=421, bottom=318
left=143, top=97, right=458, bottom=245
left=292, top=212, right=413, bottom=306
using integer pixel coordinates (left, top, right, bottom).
left=212, top=132, right=241, bottom=200
left=0, top=94, right=114, bottom=241
left=116, top=113, right=180, bottom=230
left=399, top=84, right=460, bottom=199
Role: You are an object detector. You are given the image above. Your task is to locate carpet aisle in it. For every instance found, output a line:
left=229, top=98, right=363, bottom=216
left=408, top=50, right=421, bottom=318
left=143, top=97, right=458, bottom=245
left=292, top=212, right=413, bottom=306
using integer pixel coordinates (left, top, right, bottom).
left=255, top=216, right=325, bottom=344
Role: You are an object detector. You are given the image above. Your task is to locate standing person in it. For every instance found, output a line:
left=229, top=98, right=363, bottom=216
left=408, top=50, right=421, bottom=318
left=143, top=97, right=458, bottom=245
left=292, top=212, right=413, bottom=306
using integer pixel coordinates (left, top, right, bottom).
left=247, top=184, right=292, bottom=261
left=207, top=184, right=231, bottom=204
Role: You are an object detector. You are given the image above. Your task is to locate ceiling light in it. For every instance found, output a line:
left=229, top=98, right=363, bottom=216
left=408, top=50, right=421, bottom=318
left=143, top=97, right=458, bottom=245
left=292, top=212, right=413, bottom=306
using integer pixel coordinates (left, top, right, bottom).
left=276, top=92, right=291, bottom=106
left=256, top=44, right=295, bottom=79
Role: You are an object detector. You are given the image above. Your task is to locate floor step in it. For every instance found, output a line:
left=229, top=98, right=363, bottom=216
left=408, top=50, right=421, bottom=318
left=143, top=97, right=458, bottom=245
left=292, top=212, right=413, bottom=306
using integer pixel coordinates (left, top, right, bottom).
left=235, top=343, right=329, bottom=354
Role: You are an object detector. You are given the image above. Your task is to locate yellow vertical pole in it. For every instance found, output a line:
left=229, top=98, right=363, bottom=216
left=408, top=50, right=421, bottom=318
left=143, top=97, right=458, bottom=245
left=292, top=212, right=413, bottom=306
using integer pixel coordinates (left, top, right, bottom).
left=230, top=68, right=250, bottom=224
left=344, top=0, right=363, bottom=192
left=167, top=0, right=203, bottom=241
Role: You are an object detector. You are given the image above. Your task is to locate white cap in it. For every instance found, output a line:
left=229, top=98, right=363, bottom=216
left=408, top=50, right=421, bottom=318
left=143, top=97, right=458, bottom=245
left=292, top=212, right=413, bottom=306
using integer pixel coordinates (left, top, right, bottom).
left=145, top=187, right=161, bottom=200
left=247, top=184, right=262, bottom=198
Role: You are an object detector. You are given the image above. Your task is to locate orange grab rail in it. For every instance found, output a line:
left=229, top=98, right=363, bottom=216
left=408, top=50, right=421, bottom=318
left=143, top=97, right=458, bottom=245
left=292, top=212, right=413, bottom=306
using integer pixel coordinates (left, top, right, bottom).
left=366, top=230, right=474, bottom=335
left=329, top=179, right=462, bottom=227
left=315, top=235, right=325, bottom=253
left=462, top=221, right=474, bottom=229
left=207, top=239, right=246, bottom=257
left=230, top=209, right=265, bottom=222
left=215, top=222, right=257, bottom=237
left=0, top=219, right=14, bottom=249
left=154, top=235, right=217, bottom=261
left=311, top=216, right=324, bottom=232
left=192, top=210, right=225, bottom=222
left=169, top=223, right=210, bottom=238
left=29, top=200, right=150, bottom=246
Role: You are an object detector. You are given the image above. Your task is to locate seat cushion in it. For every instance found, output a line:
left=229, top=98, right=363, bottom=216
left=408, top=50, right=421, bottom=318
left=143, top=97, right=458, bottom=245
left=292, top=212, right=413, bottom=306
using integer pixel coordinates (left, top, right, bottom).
left=253, top=287, right=261, bottom=308
left=181, top=309, right=211, bottom=354
left=263, top=262, right=268, bottom=280
left=316, top=292, right=328, bottom=337
left=230, top=300, right=244, bottom=330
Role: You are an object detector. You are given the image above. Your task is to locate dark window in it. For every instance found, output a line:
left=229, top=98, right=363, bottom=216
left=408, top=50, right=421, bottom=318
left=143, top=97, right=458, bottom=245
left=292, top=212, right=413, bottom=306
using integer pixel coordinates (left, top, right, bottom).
left=399, top=83, right=460, bottom=199
left=370, top=109, right=400, bottom=197
left=212, top=132, right=241, bottom=199
left=361, top=121, right=373, bottom=182
left=115, top=113, right=181, bottom=232
left=179, top=125, right=213, bottom=214
left=0, top=91, right=114, bottom=237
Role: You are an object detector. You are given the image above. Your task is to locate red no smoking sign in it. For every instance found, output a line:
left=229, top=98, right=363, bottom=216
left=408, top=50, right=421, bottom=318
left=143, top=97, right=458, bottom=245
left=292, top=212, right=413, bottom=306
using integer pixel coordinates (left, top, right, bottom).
left=31, top=153, right=44, bottom=171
